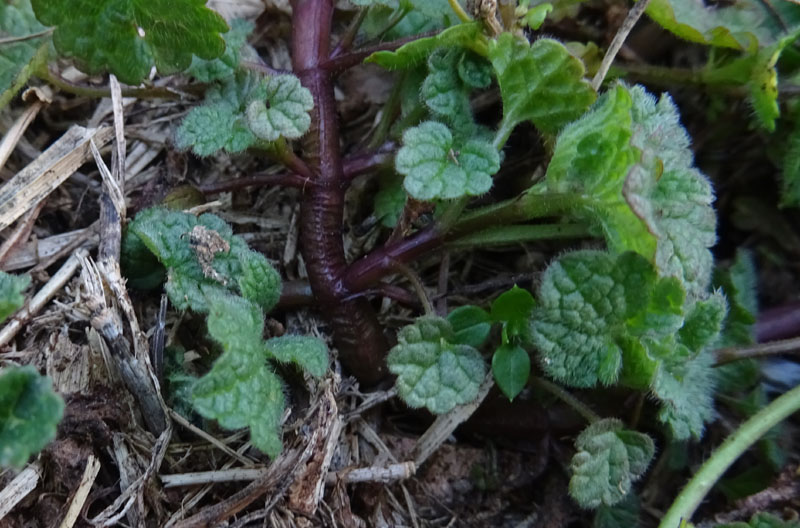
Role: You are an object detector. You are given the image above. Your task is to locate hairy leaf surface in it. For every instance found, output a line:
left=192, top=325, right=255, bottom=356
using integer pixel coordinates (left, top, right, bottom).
left=396, top=121, right=499, bottom=200
left=488, top=32, right=595, bottom=136
left=569, top=418, right=654, bottom=509
left=388, top=316, right=486, bottom=414
left=246, top=75, right=314, bottom=142
left=0, top=366, right=64, bottom=468
left=191, top=290, right=284, bottom=457
left=32, top=0, right=229, bottom=84
left=187, top=18, right=253, bottom=82
left=265, top=335, right=328, bottom=378
left=544, top=84, right=716, bottom=298
left=126, top=207, right=281, bottom=312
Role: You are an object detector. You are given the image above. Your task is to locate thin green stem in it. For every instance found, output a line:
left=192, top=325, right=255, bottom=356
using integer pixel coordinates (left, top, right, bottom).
left=38, top=67, right=183, bottom=99
left=532, top=376, right=600, bottom=423
left=658, top=382, right=800, bottom=528
left=392, top=261, right=434, bottom=316
left=447, top=222, right=590, bottom=248
left=492, top=118, right=516, bottom=152
left=448, top=0, right=473, bottom=23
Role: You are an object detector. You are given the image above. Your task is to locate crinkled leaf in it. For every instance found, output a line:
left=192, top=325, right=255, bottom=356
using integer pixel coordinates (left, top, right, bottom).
left=652, top=348, right=716, bottom=440
left=191, top=290, right=284, bottom=457
left=0, top=0, right=49, bottom=110
left=31, top=0, right=229, bottom=85
left=236, top=250, right=282, bottom=312
left=457, top=51, right=492, bottom=89
left=447, top=305, right=491, bottom=348
left=645, top=0, right=799, bottom=52
left=713, top=250, right=758, bottom=347
left=246, top=75, right=314, bottom=142
left=421, top=48, right=476, bottom=133
left=488, top=32, right=595, bottom=136
left=125, top=207, right=281, bottom=313
left=175, top=72, right=263, bottom=156
left=187, top=18, right=254, bottom=82
left=265, top=335, right=328, bottom=378
left=395, top=121, right=499, bottom=200
left=569, top=418, right=654, bottom=509
left=492, top=343, right=530, bottom=400
left=678, top=291, right=727, bottom=351
left=388, top=316, right=486, bottom=414
left=544, top=84, right=716, bottom=299
left=532, top=251, right=657, bottom=387
left=0, top=365, right=64, bottom=468
left=366, top=22, right=484, bottom=69
left=0, top=271, right=30, bottom=323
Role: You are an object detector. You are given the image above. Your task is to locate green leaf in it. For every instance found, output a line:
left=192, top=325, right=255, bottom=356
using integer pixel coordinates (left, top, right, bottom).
left=488, top=32, right=596, bottom=137
left=713, top=250, right=758, bottom=347
left=187, top=18, right=254, bottom=82
left=447, top=305, right=492, bottom=348
left=374, top=175, right=406, bottom=228
left=395, top=121, right=499, bottom=200
left=387, top=316, right=486, bottom=414
left=0, top=271, right=30, bottom=323
left=245, top=75, right=314, bottom=142
left=532, top=251, right=657, bottom=387
left=544, top=84, right=716, bottom=299
left=645, top=0, right=798, bottom=52
left=190, top=290, right=284, bottom=457
left=175, top=72, right=261, bottom=156
left=421, top=48, right=476, bottom=133
left=265, top=335, right=328, bottom=378
left=523, top=3, right=553, bottom=30
left=678, top=291, right=727, bottom=351
left=652, top=348, right=717, bottom=440
left=715, top=511, right=800, bottom=528
left=0, top=0, right=49, bottom=111
left=125, top=207, right=282, bottom=313
left=366, top=22, right=484, bottom=70
left=490, top=285, right=535, bottom=341
left=491, top=343, right=530, bottom=400
left=31, top=0, right=229, bottom=85
left=457, top=51, right=492, bottom=89
left=569, top=418, right=654, bottom=509
left=0, top=365, right=64, bottom=468
left=592, top=495, right=640, bottom=528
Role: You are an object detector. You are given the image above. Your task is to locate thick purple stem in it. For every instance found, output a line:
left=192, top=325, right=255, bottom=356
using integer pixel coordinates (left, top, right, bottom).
left=292, top=0, right=388, bottom=385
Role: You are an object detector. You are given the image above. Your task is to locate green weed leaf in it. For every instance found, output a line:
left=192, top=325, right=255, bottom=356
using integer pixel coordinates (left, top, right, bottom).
left=246, top=75, right=314, bottom=142
left=395, top=121, right=499, bottom=200
left=191, top=290, right=284, bottom=457
left=265, top=335, right=328, bottom=378
left=544, top=84, right=716, bottom=299
left=388, top=316, right=486, bottom=414
left=422, top=48, right=477, bottom=133
left=592, top=495, right=640, bottom=528
left=645, top=0, right=798, bottom=52
left=0, top=271, right=30, bottom=323
left=782, top=115, right=800, bottom=207
left=0, top=365, right=64, bottom=468
left=126, top=207, right=282, bottom=312
left=187, top=18, right=254, bottom=82
left=374, top=175, right=406, bottom=228
left=366, top=22, right=484, bottom=69
left=490, top=285, right=535, bottom=342
left=447, top=305, right=492, bottom=348
left=0, top=0, right=49, bottom=110
left=491, top=343, right=530, bottom=400
left=31, top=0, right=229, bottom=85
left=569, top=418, right=655, bottom=509
left=489, top=32, right=595, bottom=137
